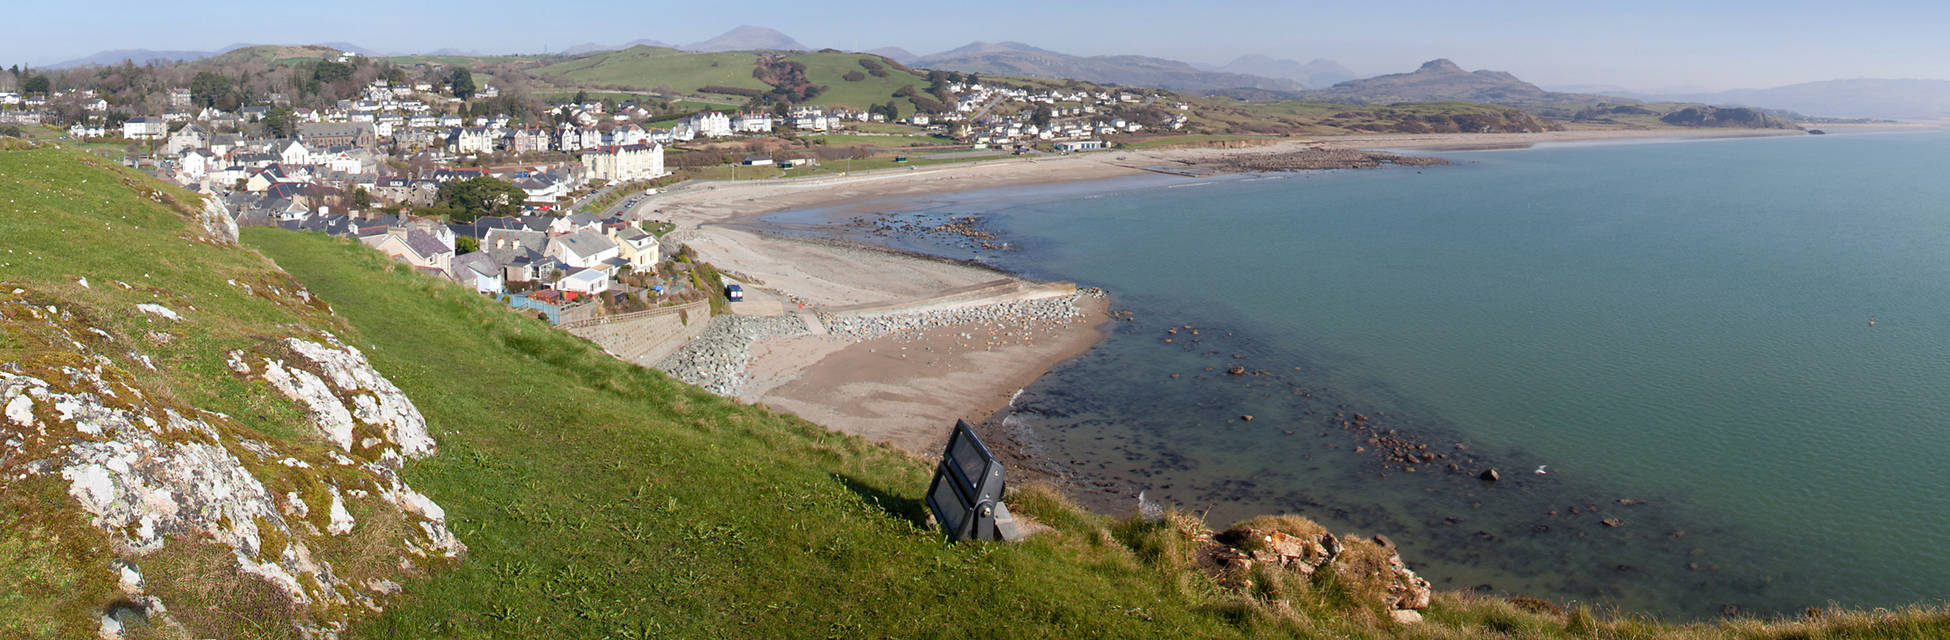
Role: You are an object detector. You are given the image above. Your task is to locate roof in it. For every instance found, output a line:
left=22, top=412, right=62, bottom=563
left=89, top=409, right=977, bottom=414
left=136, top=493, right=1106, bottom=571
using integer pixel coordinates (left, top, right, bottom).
left=613, top=227, right=653, bottom=244
left=549, top=228, right=616, bottom=260
left=451, top=251, right=501, bottom=279
left=559, top=269, right=606, bottom=285
left=403, top=230, right=451, bottom=260
left=482, top=228, right=547, bottom=262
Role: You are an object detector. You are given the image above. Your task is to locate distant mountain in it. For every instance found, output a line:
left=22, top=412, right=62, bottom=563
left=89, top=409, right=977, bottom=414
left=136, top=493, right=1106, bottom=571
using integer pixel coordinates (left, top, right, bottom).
left=49, top=49, right=217, bottom=68
left=1629, top=79, right=1950, bottom=121
left=915, top=41, right=1299, bottom=93
left=865, top=47, right=917, bottom=64
left=1296, top=59, right=1618, bottom=116
left=684, top=26, right=808, bottom=52
left=1212, top=55, right=1355, bottom=89
left=562, top=39, right=673, bottom=56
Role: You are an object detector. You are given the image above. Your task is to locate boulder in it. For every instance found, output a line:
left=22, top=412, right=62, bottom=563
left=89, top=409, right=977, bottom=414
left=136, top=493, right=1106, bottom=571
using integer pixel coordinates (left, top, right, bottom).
left=1479, top=468, right=1500, bottom=482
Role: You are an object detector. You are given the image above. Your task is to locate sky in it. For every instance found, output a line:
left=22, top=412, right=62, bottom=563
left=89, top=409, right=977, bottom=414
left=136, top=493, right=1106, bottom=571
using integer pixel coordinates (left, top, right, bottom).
left=9, top=0, right=1949, bottom=92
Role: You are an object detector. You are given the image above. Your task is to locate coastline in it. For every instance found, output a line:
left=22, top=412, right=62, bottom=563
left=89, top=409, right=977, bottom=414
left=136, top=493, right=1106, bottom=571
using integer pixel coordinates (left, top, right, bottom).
left=635, top=127, right=1805, bottom=458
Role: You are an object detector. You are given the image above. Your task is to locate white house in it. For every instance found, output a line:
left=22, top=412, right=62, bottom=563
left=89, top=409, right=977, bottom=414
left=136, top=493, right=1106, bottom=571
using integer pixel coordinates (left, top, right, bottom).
left=686, top=112, right=732, bottom=138
left=450, top=252, right=504, bottom=294
left=544, top=228, right=620, bottom=269
left=556, top=268, right=609, bottom=294
left=122, top=117, right=168, bottom=140
left=447, top=127, right=494, bottom=154
left=177, top=150, right=213, bottom=181
left=275, top=139, right=311, bottom=166
left=67, top=124, right=106, bottom=139
left=731, top=112, right=773, bottom=134
left=162, top=125, right=207, bottom=156
left=580, top=143, right=665, bottom=183
left=608, top=226, right=660, bottom=270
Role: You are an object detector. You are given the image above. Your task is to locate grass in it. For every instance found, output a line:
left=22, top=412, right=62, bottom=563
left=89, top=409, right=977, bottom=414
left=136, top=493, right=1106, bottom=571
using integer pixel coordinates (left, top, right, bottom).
left=534, top=46, right=769, bottom=94
left=8, top=141, right=1950, bottom=639
left=786, top=51, right=927, bottom=117
left=805, top=133, right=948, bottom=147
left=852, top=121, right=935, bottom=135
left=1184, top=99, right=1556, bottom=135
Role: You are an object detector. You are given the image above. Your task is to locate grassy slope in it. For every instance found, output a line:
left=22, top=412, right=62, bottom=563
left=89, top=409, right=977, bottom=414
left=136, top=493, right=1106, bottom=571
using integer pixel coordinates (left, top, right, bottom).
left=245, top=229, right=1264, bottom=638
left=0, top=143, right=369, bottom=638
left=535, top=46, right=769, bottom=94
left=787, top=52, right=927, bottom=117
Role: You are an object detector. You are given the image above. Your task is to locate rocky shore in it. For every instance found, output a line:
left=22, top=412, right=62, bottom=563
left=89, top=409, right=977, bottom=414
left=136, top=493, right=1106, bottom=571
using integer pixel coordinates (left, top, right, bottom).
left=1174, top=146, right=1451, bottom=174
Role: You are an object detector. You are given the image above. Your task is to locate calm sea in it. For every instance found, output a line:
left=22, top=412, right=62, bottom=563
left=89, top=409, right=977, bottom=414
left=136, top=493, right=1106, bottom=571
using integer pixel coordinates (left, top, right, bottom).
left=757, top=129, right=1950, bottom=618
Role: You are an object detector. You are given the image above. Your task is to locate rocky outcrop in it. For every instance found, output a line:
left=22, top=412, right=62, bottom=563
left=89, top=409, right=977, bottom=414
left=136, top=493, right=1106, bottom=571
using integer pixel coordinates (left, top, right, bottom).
left=1206, top=521, right=1432, bottom=624
left=197, top=192, right=240, bottom=244
left=0, top=293, right=460, bottom=639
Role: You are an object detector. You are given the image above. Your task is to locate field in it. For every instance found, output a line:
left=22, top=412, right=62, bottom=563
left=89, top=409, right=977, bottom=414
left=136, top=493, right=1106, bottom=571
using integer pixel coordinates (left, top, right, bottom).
left=1184, top=99, right=1556, bottom=135
left=385, top=54, right=558, bottom=67
left=785, top=51, right=928, bottom=117
left=533, top=46, right=769, bottom=94
left=803, top=133, right=948, bottom=147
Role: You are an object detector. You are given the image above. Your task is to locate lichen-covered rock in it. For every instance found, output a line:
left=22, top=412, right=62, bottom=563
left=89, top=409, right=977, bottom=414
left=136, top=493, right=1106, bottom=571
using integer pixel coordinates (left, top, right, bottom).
left=232, top=334, right=435, bottom=459
left=1, top=294, right=462, bottom=639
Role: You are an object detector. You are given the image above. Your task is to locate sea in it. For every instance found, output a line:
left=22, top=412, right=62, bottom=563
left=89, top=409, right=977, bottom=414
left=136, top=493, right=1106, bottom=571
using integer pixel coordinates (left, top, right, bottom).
left=754, top=128, right=1950, bottom=619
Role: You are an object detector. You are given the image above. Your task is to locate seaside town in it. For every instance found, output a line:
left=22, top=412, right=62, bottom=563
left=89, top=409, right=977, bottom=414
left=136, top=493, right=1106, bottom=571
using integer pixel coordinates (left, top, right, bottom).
left=9, top=13, right=1950, bottom=639
left=0, top=51, right=1190, bottom=332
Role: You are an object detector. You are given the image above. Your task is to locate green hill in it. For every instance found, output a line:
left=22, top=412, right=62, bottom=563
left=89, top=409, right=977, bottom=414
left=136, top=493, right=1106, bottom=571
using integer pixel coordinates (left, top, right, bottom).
left=4, top=141, right=1946, bottom=638
left=534, top=46, right=771, bottom=95
left=534, top=47, right=932, bottom=116
left=784, top=51, right=929, bottom=116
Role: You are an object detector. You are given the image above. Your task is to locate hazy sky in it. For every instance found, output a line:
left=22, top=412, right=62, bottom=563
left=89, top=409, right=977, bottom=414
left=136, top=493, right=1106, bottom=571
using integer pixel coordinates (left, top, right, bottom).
left=8, top=0, right=1947, bottom=92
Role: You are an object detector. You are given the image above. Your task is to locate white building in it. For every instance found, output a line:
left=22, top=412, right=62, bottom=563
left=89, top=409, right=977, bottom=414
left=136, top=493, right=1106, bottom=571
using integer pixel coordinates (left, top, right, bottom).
left=731, top=112, right=773, bottom=134
left=122, top=117, right=168, bottom=140
left=580, top=143, right=665, bottom=183
left=686, top=112, right=732, bottom=138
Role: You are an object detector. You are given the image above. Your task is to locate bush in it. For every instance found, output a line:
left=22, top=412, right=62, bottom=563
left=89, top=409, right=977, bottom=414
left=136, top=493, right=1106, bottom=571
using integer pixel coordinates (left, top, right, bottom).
left=842, top=71, right=865, bottom=82
left=700, top=85, right=762, bottom=98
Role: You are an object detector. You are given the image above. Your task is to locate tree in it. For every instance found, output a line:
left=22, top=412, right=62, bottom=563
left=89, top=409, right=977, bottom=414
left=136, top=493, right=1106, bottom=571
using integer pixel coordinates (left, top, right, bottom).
left=313, top=60, right=353, bottom=84
left=262, top=105, right=296, bottom=137
left=351, top=187, right=373, bottom=210
left=455, top=235, right=480, bottom=254
left=435, top=176, right=525, bottom=222
left=1032, top=105, right=1053, bottom=128
left=21, top=74, right=49, bottom=95
left=190, top=71, right=230, bottom=107
left=448, top=67, right=476, bottom=100
left=573, top=90, right=589, bottom=104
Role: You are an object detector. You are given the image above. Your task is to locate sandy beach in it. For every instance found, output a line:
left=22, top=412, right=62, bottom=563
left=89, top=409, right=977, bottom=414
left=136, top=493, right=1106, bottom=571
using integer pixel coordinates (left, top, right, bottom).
left=637, top=127, right=1805, bottom=455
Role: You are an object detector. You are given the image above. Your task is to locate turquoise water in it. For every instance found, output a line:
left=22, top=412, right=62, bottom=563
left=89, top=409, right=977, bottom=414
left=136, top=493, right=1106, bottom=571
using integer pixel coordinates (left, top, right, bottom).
left=764, top=129, right=1950, bottom=617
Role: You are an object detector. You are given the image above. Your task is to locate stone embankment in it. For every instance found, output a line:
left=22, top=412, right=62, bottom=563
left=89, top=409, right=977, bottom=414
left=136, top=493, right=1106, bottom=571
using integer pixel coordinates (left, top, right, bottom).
left=656, top=289, right=1105, bottom=396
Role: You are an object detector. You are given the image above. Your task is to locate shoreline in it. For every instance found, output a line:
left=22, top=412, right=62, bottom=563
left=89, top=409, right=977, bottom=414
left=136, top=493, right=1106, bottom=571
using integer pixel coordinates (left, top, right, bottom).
left=634, top=127, right=1805, bottom=456
left=646, top=127, right=1811, bottom=230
